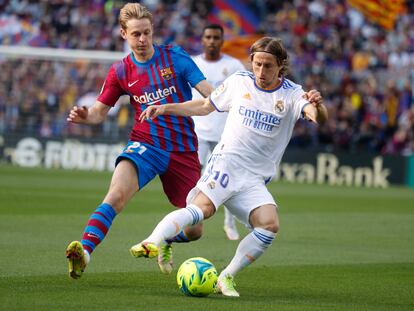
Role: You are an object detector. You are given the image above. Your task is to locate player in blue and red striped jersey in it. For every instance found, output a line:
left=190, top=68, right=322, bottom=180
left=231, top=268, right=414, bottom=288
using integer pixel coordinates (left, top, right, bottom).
left=65, top=2, right=213, bottom=279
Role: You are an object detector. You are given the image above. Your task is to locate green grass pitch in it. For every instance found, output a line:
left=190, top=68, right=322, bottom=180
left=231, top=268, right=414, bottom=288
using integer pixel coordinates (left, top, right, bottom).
left=0, top=164, right=413, bottom=311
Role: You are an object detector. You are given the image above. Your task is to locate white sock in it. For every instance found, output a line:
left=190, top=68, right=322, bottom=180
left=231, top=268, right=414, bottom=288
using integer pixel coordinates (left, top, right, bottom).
left=145, top=204, right=204, bottom=245
left=220, top=227, right=275, bottom=277
left=224, top=207, right=236, bottom=228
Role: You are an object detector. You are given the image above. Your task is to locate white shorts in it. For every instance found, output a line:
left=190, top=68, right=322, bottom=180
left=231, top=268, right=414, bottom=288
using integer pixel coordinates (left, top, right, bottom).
left=197, top=139, right=218, bottom=167
left=187, top=153, right=276, bottom=228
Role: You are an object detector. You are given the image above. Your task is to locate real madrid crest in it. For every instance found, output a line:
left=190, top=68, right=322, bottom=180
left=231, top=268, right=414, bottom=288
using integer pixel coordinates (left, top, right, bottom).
left=160, top=67, right=173, bottom=80
left=208, top=181, right=216, bottom=189
left=275, top=100, right=285, bottom=113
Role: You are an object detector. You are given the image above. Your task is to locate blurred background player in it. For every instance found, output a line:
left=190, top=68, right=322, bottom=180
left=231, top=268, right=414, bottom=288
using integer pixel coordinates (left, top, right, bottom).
left=133, top=36, right=327, bottom=297
left=191, top=24, right=245, bottom=240
left=65, top=2, right=213, bottom=279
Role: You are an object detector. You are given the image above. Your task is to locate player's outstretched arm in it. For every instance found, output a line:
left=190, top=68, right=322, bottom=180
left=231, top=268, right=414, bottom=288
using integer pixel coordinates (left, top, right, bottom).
left=303, top=99, right=328, bottom=124
left=194, top=80, right=214, bottom=98
left=67, top=101, right=111, bottom=125
left=139, top=98, right=215, bottom=122
left=303, top=89, right=322, bottom=105
left=302, top=89, right=328, bottom=124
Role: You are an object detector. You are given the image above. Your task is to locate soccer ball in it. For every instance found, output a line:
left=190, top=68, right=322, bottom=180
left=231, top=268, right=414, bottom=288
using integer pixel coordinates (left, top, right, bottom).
left=176, top=257, right=218, bottom=297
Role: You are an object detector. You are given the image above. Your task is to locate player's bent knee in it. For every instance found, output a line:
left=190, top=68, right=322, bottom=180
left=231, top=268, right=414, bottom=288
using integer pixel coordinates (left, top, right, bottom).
left=184, top=223, right=203, bottom=241
left=249, top=205, right=279, bottom=233
left=254, top=220, right=279, bottom=234
left=264, top=222, right=279, bottom=234
left=256, top=222, right=279, bottom=233
left=200, top=205, right=215, bottom=219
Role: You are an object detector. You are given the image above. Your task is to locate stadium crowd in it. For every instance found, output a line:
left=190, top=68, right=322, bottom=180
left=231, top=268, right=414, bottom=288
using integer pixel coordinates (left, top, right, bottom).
left=0, top=0, right=413, bottom=155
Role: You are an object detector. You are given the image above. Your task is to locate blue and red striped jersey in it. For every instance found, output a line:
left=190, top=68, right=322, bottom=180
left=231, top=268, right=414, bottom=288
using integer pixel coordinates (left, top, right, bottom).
left=98, top=45, right=205, bottom=152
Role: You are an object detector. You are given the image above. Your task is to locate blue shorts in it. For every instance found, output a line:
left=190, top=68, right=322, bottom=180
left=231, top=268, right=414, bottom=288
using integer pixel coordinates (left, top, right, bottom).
left=116, top=141, right=200, bottom=208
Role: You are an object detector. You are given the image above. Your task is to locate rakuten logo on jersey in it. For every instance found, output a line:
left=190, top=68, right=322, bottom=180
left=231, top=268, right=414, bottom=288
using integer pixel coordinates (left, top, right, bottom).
left=132, top=86, right=177, bottom=105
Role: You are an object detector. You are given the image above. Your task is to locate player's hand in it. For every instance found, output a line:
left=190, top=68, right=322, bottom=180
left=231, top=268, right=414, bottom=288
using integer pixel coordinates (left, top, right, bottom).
left=303, top=89, right=323, bottom=107
left=139, top=105, right=165, bottom=122
left=67, top=106, right=88, bottom=123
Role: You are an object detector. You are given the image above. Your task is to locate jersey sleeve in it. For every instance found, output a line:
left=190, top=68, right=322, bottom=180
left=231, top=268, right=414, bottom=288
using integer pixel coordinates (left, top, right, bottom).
left=171, top=46, right=205, bottom=87
left=290, top=86, right=310, bottom=120
left=97, top=64, right=126, bottom=107
left=208, top=74, right=237, bottom=112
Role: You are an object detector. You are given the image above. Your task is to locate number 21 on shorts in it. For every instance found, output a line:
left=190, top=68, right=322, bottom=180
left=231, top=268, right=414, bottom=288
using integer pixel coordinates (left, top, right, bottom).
left=125, top=142, right=147, bottom=154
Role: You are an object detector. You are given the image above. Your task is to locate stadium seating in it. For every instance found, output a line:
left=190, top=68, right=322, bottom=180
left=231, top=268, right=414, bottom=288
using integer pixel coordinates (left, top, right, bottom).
left=0, top=0, right=413, bottom=155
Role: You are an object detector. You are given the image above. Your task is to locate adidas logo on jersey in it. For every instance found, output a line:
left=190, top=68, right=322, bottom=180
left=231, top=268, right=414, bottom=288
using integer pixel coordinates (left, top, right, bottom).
left=243, top=93, right=251, bottom=100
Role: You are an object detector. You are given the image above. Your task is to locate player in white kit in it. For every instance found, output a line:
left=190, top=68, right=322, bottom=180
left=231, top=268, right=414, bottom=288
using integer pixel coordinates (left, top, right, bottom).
left=131, top=37, right=328, bottom=297
left=192, top=24, right=245, bottom=240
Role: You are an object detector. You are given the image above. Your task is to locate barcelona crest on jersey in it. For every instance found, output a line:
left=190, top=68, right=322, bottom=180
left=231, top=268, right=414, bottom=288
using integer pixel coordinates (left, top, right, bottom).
left=160, top=67, right=173, bottom=80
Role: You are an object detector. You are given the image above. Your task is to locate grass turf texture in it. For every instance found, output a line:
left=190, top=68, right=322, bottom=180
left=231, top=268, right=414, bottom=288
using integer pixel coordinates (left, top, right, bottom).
left=0, top=164, right=413, bottom=310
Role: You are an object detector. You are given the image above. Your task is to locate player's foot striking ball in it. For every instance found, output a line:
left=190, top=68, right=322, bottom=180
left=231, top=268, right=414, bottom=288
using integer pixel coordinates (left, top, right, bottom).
left=216, top=273, right=239, bottom=297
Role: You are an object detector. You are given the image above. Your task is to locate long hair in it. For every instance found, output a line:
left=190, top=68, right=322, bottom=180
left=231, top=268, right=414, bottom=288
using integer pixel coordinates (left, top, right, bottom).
left=250, top=37, right=290, bottom=77
left=119, top=3, right=153, bottom=30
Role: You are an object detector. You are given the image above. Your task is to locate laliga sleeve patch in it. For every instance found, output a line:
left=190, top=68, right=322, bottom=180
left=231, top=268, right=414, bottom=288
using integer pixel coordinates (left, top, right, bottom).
left=212, top=83, right=225, bottom=97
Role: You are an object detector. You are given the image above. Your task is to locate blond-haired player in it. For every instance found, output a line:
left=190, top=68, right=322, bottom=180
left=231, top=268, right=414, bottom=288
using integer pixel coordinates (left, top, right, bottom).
left=65, top=2, right=213, bottom=279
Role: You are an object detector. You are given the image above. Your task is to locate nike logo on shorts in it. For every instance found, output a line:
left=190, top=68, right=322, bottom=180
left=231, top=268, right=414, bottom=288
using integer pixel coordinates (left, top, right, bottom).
left=128, top=80, right=139, bottom=87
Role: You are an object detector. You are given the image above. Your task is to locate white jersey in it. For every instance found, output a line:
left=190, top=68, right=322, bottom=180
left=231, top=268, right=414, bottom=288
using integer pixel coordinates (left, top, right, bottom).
left=191, top=54, right=245, bottom=142
left=209, top=71, right=309, bottom=180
